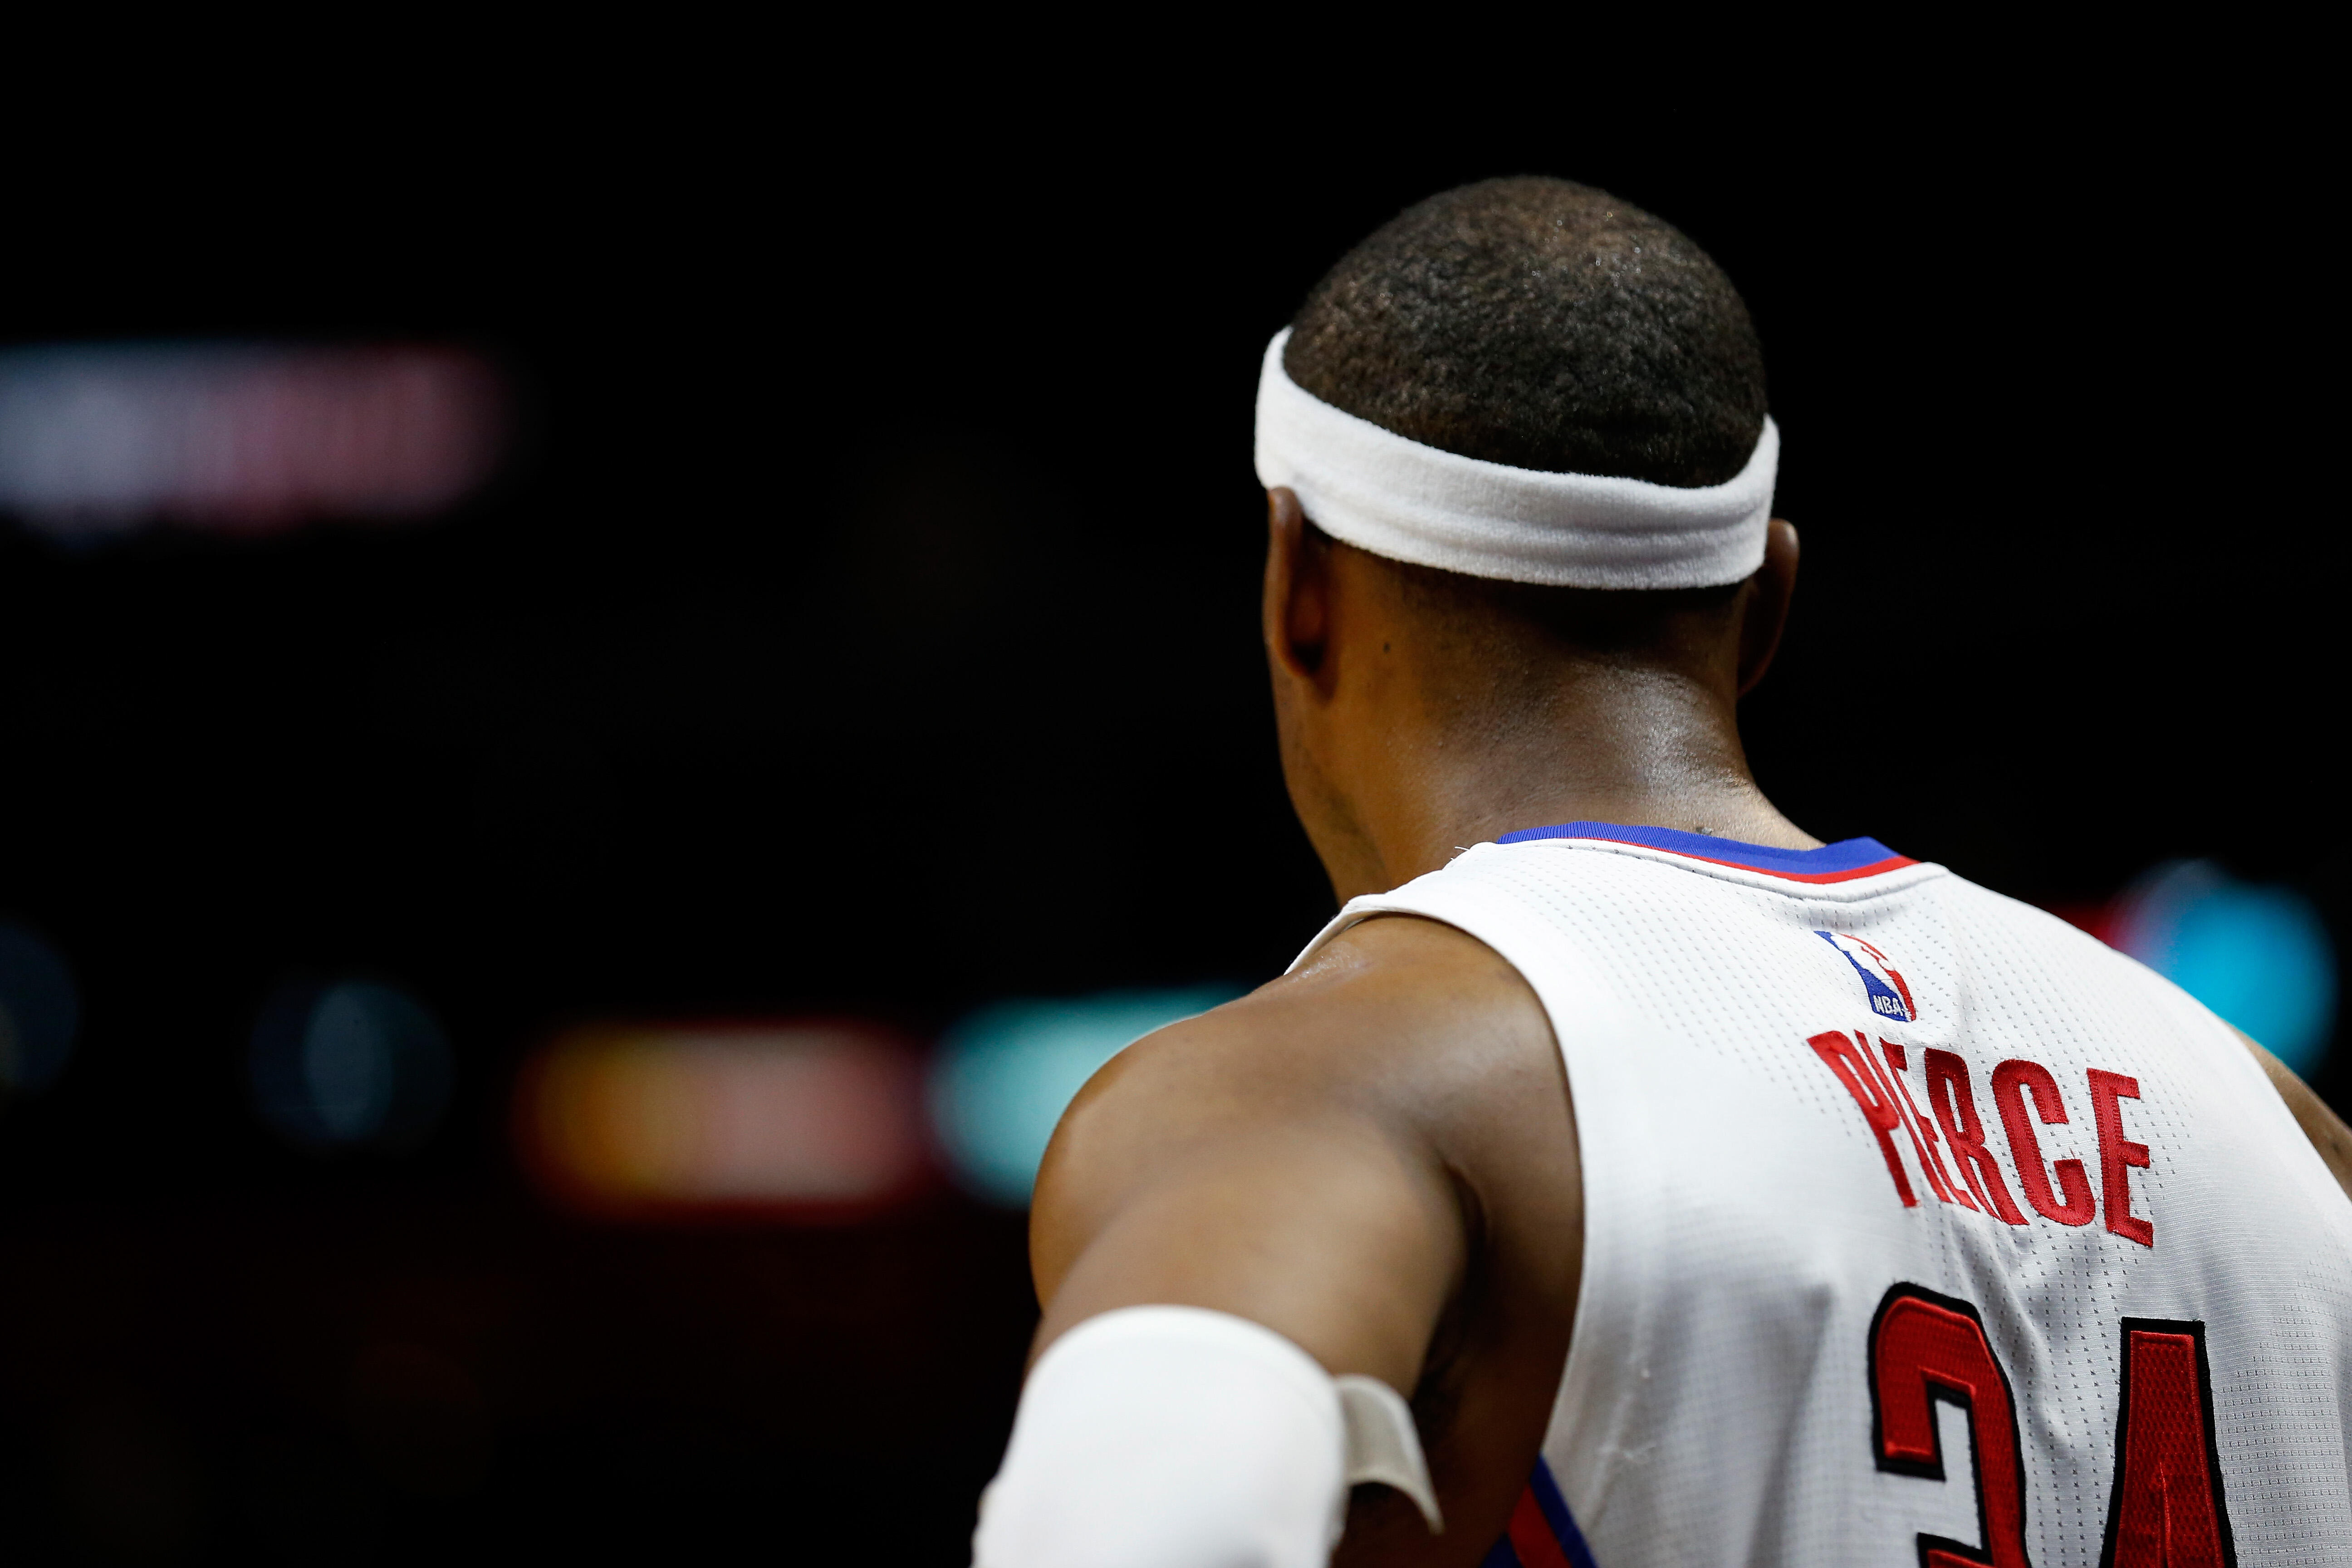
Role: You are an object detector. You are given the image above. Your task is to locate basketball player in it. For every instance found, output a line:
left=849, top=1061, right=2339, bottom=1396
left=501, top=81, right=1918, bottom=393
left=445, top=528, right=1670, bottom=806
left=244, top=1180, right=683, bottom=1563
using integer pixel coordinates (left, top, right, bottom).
left=972, top=179, right=2352, bottom=1567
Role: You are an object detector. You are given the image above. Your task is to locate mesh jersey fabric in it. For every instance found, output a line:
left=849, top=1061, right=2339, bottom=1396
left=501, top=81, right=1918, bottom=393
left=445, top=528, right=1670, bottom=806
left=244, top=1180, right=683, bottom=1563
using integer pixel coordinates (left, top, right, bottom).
left=1292, top=828, right=2352, bottom=1567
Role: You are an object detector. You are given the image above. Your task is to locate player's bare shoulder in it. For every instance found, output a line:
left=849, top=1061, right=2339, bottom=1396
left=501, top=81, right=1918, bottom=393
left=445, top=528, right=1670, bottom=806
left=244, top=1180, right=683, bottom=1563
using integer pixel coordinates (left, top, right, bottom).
left=1284, top=915, right=1582, bottom=1214
left=1041, top=914, right=1578, bottom=1270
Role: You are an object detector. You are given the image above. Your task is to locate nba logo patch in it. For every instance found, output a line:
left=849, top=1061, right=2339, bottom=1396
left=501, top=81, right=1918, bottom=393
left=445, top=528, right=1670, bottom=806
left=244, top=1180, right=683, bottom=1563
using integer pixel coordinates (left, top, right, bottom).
left=1815, top=931, right=1918, bottom=1022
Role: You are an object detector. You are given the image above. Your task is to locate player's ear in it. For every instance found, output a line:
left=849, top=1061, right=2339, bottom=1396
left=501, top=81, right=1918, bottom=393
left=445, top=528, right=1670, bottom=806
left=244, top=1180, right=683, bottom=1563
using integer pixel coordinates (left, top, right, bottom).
left=1264, top=488, right=1333, bottom=687
left=1736, top=517, right=1799, bottom=697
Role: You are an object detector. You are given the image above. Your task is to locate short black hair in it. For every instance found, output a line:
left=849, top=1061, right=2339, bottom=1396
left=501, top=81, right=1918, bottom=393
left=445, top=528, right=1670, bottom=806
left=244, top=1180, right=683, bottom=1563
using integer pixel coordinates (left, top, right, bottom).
left=1284, top=177, right=1766, bottom=487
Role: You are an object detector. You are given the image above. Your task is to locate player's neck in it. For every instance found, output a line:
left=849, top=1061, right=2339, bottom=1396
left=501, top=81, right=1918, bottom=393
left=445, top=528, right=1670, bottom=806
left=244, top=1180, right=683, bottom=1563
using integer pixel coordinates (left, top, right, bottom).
left=1317, top=660, right=1818, bottom=902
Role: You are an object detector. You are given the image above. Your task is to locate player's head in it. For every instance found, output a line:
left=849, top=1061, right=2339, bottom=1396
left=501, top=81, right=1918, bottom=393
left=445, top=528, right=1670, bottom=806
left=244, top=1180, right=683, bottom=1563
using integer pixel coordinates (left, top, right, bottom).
left=1283, top=175, right=1767, bottom=488
left=1258, top=177, right=1799, bottom=889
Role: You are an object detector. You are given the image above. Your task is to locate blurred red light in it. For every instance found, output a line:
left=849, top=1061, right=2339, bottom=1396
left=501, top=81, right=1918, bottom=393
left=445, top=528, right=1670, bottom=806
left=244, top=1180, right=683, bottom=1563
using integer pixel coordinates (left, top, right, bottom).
left=0, top=343, right=504, bottom=538
left=517, top=1022, right=931, bottom=1221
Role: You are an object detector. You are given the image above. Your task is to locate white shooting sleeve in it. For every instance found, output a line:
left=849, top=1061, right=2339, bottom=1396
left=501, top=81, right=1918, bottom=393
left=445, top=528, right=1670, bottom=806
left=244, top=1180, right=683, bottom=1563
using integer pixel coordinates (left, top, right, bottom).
left=972, top=1305, right=1436, bottom=1568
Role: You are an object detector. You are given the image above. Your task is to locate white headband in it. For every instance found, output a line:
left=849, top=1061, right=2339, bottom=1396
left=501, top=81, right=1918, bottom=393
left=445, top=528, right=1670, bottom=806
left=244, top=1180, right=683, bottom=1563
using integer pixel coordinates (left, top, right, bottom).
left=1252, top=328, right=1779, bottom=590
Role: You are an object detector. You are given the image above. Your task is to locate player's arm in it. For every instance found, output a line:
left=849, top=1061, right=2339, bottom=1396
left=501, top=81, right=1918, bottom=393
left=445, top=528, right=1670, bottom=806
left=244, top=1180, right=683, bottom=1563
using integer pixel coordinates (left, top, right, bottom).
left=975, top=916, right=1577, bottom=1568
left=1031, top=988, right=1464, bottom=1400
left=2237, top=1028, right=2352, bottom=1201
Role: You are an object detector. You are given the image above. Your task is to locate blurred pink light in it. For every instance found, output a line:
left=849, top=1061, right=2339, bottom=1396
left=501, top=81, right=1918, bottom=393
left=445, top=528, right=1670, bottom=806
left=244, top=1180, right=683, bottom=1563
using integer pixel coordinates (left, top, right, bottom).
left=518, top=1022, right=931, bottom=1220
left=0, top=343, right=503, bottom=538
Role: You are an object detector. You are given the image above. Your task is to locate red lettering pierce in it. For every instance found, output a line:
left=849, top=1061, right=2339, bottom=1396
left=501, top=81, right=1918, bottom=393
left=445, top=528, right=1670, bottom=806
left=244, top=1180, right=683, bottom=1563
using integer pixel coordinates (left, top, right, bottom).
left=1990, top=1060, right=2096, bottom=1226
left=1808, top=1030, right=1916, bottom=1206
left=1924, top=1050, right=2028, bottom=1225
left=2085, top=1069, right=2154, bottom=1247
left=1880, top=1040, right=1975, bottom=1209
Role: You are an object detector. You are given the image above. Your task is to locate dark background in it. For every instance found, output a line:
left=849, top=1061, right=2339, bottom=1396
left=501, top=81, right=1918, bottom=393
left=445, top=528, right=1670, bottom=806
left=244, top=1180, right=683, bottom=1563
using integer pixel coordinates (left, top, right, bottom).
left=0, top=95, right=2339, bottom=1563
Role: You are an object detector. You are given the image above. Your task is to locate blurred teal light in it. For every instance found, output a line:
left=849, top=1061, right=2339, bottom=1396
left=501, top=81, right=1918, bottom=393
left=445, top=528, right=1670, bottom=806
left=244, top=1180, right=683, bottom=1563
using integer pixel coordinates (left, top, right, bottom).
left=2112, top=860, right=2336, bottom=1077
left=250, top=978, right=453, bottom=1152
left=929, top=984, right=1246, bottom=1206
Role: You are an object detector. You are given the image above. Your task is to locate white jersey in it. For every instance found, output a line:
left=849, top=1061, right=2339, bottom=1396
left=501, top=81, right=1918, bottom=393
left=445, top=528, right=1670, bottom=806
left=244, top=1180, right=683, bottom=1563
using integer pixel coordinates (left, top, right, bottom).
left=1296, top=822, right=2352, bottom=1568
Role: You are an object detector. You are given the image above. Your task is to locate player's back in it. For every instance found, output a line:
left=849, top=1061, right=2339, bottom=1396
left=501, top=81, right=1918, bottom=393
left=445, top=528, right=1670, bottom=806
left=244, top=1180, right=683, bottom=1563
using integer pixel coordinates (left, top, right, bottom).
left=1305, top=821, right=2352, bottom=1567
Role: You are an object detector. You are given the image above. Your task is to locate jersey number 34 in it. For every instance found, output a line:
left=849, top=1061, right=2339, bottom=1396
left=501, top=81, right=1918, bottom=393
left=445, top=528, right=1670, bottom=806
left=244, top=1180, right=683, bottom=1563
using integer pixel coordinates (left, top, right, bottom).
left=1868, top=1284, right=2236, bottom=1568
